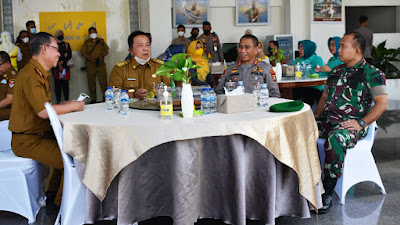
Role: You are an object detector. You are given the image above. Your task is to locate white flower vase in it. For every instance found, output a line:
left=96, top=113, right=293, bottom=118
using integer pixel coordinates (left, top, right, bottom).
left=275, top=62, right=282, bottom=81
left=181, top=83, right=194, bottom=118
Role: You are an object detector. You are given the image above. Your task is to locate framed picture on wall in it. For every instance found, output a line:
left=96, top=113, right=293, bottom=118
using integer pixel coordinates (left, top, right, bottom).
left=236, top=0, right=270, bottom=26
left=173, top=0, right=209, bottom=27
left=312, top=0, right=344, bottom=23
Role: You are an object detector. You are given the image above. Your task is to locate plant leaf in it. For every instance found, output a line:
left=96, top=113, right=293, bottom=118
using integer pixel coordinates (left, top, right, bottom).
left=155, top=66, right=174, bottom=75
left=188, top=72, right=198, bottom=78
left=172, top=70, right=183, bottom=81
left=163, top=61, right=177, bottom=69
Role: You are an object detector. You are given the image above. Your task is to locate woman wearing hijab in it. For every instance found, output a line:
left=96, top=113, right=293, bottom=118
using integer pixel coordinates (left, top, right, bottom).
left=292, top=40, right=324, bottom=107
left=187, top=41, right=215, bottom=87
left=53, top=30, right=72, bottom=103
left=315, top=36, right=343, bottom=76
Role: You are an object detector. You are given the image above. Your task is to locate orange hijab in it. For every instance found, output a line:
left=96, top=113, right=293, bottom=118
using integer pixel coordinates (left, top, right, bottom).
left=187, top=41, right=210, bottom=82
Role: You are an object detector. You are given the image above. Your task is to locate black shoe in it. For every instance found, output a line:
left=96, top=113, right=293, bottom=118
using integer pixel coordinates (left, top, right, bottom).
left=318, top=193, right=333, bottom=214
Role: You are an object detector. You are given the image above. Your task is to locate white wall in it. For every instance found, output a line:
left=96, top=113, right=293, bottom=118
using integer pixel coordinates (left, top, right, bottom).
left=12, top=0, right=130, bottom=102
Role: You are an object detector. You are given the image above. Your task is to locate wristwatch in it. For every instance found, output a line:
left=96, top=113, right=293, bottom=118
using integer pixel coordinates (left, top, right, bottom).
left=358, top=119, right=366, bottom=128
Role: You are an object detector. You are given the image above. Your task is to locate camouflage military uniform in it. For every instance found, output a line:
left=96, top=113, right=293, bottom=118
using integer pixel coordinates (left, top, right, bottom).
left=318, top=59, right=386, bottom=179
left=215, top=59, right=280, bottom=97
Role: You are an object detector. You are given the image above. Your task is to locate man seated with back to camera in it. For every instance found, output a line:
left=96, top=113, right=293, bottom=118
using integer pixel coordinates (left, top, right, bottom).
left=215, top=34, right=280, bottom=97
left=314, top=32, right=387, bottom=214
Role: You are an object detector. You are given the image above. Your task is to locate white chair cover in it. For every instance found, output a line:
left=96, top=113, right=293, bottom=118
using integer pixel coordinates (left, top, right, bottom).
left=0, top=120, right=12, bottom=151
left=45, top=102, right=86, bottom=225
left=317, top=121, right=386, bottom=205
left=0, top=150, right=46, bottom=223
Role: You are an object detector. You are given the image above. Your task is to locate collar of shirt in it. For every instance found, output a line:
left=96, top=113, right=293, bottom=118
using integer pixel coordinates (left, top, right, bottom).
left=131, top=57, right=152, bottom=69
left=28, top=58, right=51, bottom=79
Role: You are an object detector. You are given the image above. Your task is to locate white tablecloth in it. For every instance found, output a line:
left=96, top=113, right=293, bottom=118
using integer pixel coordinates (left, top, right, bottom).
left=59, top=98, right=322, bottom=209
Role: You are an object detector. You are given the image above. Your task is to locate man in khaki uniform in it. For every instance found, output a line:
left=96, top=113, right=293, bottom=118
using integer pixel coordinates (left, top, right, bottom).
left=9, top=32, right=84, bottom=206
left=81, top=27, right=109, bottom=103
left=16, top=30, right=32, bottom=70
left=109, top=31, right=170, bottom=100
left=0, top=51, right=17, bottom=120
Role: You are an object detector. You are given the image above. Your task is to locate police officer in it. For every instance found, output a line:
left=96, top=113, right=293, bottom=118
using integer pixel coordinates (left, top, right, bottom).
left=81, top=27, right=109, bottom=103
left=215, top=34, right=280, bottom=97
left=0, top=51, right=16, bottom=121
left=9, top=32, right=84, bottom=207
left=197, top=21, right=224, bottom=63
left=109, top=31, right=170, bottom=100
left=314, top=32, right=387, bottom=214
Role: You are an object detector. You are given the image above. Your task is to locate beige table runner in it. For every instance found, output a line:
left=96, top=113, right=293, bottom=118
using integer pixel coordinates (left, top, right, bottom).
left=59, top=98, right=321, bottom=209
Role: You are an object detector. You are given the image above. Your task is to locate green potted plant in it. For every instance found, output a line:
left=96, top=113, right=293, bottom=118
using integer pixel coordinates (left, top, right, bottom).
left=268, top=48, right=286, bottom=81
left=372, top=40, right=400, bottom=79
left=155, top=53, right=201, bottom=118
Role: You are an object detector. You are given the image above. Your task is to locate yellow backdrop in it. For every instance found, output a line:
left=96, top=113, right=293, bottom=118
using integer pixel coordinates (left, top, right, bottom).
left=39, top=11, right=106, bottom=51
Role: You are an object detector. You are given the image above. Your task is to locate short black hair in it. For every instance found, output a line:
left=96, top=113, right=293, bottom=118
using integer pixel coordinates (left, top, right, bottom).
left=26, top=20, right=35, bottom=28
left=177, top=24, right=185, bottom=30
left=203, top=21, right=211, bottom=26
left=344, top=32, right=366, bottom=54
left=88, top=27, right=97, bottom=33
left=359, top=16, right=368, bottom=24
left=191, top=27, right=199, bottom=32
left=19, top=30, right=29, bottom=36
left=269, top=40, right=279, bottom=48
left=0, top=51, right=11, bottom=63
left=128, top=30, right=150, bottom=49
left=30, top=32, right=54, bottom=56
left=240, top=34, right=258, bottom=47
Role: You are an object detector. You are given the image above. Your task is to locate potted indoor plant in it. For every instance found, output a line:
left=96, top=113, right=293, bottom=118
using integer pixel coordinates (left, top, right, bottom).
left=155, top=53, right=201, bottom=118
left=268, top=48, right=286, bottom=81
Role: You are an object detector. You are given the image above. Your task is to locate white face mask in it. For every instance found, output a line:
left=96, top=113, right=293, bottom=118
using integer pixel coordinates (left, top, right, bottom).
left=22, top=37, right=29, bottom=43
left=90, top=33, right=98, bottom=39
left=177, top=31, right=185, bottom=37
left=134, top=56, right=151, bottom=65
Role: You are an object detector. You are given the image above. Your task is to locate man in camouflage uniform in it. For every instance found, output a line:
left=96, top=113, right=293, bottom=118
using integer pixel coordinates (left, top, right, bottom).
left=314, top=32, right=387, bottom=213
left=81, top=27, right=109, bottom=103
left=215, top=34, right=280, bottom=97
left=0, top=51, right=17, bottom=120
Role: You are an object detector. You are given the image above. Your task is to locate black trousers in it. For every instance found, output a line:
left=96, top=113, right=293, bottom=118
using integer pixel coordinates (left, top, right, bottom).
left=54, top=79, right=69, bottom=103
left=293, top=87, right=322, bottom=107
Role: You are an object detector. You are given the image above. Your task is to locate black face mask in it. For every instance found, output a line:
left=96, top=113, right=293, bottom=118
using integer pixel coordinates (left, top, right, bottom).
left=191, top=33, right=198, bottom=39
left=57, top=36, right=64, bottom=41
left=204, top=30, right=210, bottom=35
left=267, top=47, right=273, bottom=53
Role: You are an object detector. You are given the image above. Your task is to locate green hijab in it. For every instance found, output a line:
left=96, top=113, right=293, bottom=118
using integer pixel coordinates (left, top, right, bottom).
left=299, top=40, right=317, bottom=59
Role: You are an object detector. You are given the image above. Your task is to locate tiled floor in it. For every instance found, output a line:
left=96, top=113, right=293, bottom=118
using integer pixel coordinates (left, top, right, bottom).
left=1, top=110, right=399, bottom=225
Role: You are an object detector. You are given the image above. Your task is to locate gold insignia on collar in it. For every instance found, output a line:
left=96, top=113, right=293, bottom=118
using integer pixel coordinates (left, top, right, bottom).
left=151, top=58, right=164, bottom=65
left=253, top=67, right=263, bottom=72
left=117, top=60, right=129, bottom=68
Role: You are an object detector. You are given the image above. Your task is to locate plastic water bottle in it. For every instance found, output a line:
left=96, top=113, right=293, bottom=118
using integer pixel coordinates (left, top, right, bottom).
left=208, top=88, right=216, bottom=114
left=120, top=90, right=129, bottom=115
left=237, top=81, right=245, bottom=93
left=105, top=87, right=114, bottom=110
left=201, top=88, right=210, bottom=115
left=259, top=83, right=269, bottom=107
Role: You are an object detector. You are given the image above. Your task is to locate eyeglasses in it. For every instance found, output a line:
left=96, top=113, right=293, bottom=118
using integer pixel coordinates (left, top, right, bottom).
left=46, top=45, right=59, bottom=51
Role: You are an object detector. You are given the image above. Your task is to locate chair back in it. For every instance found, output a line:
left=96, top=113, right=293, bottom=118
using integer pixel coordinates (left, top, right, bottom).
left=44, top=102, right=74, bottom=167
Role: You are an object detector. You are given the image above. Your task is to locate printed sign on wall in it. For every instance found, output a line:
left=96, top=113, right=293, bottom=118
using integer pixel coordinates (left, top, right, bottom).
left=39, top=11, right=106, bottom=51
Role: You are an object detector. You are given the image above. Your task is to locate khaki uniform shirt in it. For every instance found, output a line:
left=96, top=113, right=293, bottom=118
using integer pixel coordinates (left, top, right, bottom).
left=0, top=66, right=17, bottom=104
left=81, top=38, right=109, bottom=61
left=9, top=58, right=52, bottom=134
left=216, top=59, right=281, bottom=97
left=197, top=33, right=224, bottom=63
left=16, top=42, right=31, bottom=70
left=109, top=58, right=170, bottom=92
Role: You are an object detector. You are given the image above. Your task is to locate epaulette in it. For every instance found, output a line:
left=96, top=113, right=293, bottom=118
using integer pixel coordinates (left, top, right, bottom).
left=116, top=60, right=129, bottom=68
left=151, top=58, right=164, bottom=65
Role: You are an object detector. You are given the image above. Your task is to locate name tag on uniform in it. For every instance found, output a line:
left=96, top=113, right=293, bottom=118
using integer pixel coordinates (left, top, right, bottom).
left=214, top=46, right=217, bottom=52
left=127, top=78, right=136, bottom=81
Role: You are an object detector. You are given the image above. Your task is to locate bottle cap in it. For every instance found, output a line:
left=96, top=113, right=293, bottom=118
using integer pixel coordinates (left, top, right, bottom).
left=261, top=83, right=267, bottom=88
left=121, top=90, right=127, bottom=93
left=238, top=81, right=243, bottom=86
left=107, top=87, right=111, bottom=89
left=209, top=88, right=214, bottom=91
left=203, top=88, right=208, bottom=92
